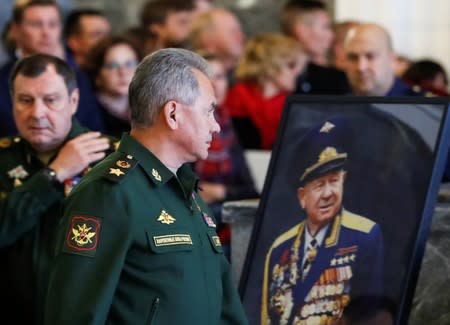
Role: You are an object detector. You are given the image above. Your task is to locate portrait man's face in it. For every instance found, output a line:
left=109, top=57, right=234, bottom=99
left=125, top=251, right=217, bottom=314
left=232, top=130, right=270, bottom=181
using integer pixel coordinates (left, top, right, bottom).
left=297, top=169, right=346, bottom=228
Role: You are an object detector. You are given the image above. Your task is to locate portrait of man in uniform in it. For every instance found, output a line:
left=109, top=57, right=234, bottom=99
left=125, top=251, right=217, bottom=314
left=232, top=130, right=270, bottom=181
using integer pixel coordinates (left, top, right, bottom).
left=239, top=96, right=450, bottom=325
left=261, top=118, right=384, bottom=325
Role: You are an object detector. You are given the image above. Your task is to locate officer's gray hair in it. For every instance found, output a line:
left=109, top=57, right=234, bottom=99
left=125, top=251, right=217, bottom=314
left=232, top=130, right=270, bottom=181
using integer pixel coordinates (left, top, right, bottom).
left=129, top=48, right=212, bottom=128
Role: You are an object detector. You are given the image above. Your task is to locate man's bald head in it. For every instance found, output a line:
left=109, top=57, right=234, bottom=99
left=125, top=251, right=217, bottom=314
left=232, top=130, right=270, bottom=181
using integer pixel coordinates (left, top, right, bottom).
left=344, top=23, right=396, bottom=96
left=345, top=23, right=393, bottom=52
left=190, top=8, right=244, bottom=70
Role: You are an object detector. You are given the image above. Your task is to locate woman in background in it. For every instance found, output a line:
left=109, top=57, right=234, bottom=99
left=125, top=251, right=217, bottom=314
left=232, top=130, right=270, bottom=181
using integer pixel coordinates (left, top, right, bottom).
left=225, top=33, right=307, bottom=149
left=83, top=36, right=141, bottom=138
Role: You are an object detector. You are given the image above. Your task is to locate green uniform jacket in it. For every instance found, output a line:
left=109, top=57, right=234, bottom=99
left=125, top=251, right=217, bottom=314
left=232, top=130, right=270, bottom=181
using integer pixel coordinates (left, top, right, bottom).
left=0, top=119, right=116, bottom=325
left=45, top=133, right=249, bottom=325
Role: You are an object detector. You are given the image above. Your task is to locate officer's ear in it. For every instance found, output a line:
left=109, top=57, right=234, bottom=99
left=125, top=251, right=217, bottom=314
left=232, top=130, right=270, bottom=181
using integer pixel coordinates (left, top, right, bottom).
left=341, top=170, right=347, bottom=181
left=163, top=100, right=180, bottom=130
left=69, top=88, right=79, bottom=115
left=297, top=187, right=306, bottom=209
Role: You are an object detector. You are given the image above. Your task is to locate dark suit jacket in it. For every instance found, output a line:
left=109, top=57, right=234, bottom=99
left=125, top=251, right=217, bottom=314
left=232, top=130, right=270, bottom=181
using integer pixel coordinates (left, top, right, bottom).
left=296, top=62, right=350, bottom=95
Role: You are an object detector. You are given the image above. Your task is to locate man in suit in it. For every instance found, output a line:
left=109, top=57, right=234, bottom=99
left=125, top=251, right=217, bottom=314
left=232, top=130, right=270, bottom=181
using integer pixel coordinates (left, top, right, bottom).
left=262, top=118, right=384, bottom=325
left=344, top=23, right=423, bottom=97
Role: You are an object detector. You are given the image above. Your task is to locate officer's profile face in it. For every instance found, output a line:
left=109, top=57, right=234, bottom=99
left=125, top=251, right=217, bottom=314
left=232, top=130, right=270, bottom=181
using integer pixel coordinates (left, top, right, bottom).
left=176, top=68, right=220, bottom=162
left=297, top=169, right=346, bottom=228
left=344, top=26, right=396, bottom=96
left=12, top=64, right=78, bottom=152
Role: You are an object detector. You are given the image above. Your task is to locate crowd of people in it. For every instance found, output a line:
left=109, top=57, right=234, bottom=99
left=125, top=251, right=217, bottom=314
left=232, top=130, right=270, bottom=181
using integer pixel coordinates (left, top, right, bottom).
left=0, top=0, right=448, bottom=324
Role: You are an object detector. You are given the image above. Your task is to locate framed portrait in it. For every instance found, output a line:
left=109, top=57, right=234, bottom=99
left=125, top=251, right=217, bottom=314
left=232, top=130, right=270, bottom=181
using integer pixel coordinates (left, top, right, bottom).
left=239, top=96, right=450, bottom=325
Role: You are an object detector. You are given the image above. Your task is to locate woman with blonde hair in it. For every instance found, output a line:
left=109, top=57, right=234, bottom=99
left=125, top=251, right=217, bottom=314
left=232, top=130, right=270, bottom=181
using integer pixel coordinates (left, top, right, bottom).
left=225, top=33, right=307, bottom=149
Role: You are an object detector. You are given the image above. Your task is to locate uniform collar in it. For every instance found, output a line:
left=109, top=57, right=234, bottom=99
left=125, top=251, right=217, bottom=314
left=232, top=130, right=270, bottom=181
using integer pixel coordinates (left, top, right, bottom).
left=66, top=117, right=89, bottom=140
left=116, top=134, right=199, bottom=196
left=21, top=117, right=87, bottom=164
left=301, top=208, right=343, bottom=248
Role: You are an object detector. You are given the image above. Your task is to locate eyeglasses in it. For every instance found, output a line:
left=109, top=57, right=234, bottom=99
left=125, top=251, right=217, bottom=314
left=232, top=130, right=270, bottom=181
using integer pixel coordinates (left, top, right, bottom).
left=102, top=59, right=138, bottom=71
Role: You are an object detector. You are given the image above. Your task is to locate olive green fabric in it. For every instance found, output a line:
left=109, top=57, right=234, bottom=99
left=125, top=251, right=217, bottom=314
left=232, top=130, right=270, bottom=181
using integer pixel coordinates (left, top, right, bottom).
left=0, top=119, right=117, bottom=324
left=45, top=133, right=248, bottom=325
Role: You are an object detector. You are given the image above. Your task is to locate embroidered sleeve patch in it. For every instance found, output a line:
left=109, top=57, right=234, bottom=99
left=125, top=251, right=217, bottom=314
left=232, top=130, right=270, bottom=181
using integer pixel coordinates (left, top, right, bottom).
left=63, top=215, right=102, bottom=257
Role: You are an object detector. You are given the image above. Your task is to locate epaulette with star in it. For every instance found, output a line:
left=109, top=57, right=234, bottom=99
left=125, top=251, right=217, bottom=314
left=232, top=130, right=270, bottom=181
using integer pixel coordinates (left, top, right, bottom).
left=0, top=136, right=22, bottom=150
left=103, top=153, right=138, bottom=183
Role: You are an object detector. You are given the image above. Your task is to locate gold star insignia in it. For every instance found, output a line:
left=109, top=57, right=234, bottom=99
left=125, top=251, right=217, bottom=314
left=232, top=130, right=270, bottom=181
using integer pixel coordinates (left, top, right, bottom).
left=319, top=121, right=335, bottom=133
left=152, top=168, right=162, bottom=181
left=127, top=155, right=133, bottom=159
left=109, top=168, right=124, bottom=176
left=113, top=141, right=120, bottom=150
left=157, top=210, right=176, bottom=224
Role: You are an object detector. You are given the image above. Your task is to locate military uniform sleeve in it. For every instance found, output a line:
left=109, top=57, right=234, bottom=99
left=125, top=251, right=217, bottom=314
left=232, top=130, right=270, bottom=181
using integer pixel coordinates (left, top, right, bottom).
left=352, top=223, right=384, bottom=298
left=220, top=256, right=249, bottom=325
left=44, top=180, right=132, bottom=324
left=0, top=169, right=64, bottom=247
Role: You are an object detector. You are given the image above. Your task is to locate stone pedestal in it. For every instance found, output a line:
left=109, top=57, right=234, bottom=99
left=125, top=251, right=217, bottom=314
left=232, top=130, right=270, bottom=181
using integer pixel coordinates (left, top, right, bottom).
left=222, top=199, right=259, bottom=282
left=408, top=203, right=450, bottom=325
left=222, top=187, right=450, bottom=324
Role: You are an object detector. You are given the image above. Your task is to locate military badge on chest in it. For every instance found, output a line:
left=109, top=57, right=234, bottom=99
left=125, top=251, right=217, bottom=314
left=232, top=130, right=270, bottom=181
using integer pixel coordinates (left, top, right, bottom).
left=7, top=165, right=29, bottom=188
left=157, top=210, right=176, bottom=224
left=294, top=245, right=358, bottom=324
left=191, top=193, right=216, bottom=228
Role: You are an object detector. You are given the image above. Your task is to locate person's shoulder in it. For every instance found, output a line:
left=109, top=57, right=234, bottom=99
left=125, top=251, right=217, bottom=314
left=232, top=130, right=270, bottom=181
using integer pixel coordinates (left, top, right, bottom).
left=341, top=209, right=376, bottom=234
left=270, top=221, right=304, bottom=249
left=298, top=62, right=350, bottom=94
left=0, top=135, right=23, bottom=153
left=85, top=150, right=139, bottom=185
left=0, top=136, right=25, bottom=172
left=0, top=59, right=14, bottom=75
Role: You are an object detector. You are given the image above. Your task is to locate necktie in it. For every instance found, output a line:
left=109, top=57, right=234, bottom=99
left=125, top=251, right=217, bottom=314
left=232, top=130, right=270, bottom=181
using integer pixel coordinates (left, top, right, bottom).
left=302, top=238, right=318, bottom=281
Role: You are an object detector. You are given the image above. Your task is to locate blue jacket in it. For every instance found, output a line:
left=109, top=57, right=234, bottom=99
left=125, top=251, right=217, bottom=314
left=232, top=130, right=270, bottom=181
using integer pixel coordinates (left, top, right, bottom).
left=262, top=209, right=384, bottom=325
left=385, top=78, right=424, bottom=96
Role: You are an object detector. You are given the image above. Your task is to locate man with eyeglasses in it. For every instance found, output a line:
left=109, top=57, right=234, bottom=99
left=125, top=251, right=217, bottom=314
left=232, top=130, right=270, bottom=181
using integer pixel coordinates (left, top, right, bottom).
left=0, top=0, right=105, bottom=137
left=0, top=54, right=115, bottom=324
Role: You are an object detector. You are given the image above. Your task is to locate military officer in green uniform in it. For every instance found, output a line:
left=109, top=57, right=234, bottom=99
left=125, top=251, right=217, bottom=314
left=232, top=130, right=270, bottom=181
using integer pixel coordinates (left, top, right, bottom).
left=45, top=48, right=249, bottom=325
left=0, top=54, right=115, bottom=324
